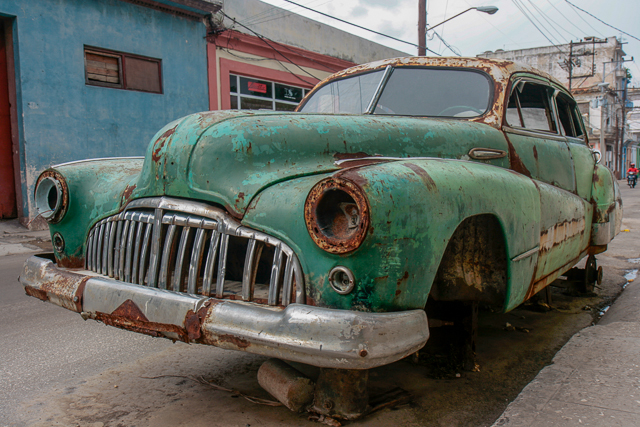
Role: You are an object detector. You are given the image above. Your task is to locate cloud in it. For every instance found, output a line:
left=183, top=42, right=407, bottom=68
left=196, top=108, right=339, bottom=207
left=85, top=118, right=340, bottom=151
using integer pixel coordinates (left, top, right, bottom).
left=350, top=5, right=368, bottom=18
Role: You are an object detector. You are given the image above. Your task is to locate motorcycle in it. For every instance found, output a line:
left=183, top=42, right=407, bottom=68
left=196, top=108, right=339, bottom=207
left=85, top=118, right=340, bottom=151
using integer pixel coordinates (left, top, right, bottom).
left=628, top=173, right=637, bottom=188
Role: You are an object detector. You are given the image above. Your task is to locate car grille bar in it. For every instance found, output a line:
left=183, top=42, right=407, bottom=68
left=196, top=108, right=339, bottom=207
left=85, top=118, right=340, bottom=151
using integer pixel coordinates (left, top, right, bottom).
left=85, top=197, right=304, bottom=306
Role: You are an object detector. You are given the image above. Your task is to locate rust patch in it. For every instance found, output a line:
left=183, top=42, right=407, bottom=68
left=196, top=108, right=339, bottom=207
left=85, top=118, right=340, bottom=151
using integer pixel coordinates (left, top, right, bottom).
left=217, top=334, right=251, bottom=349
left=504, top=135, right=531, bottom=177
left=184, top=304, right=211, bottom=341
left=304, top=177, right=370, bottom=254
left=151, top=126, right=177, bottom=163
left=532, top=146, right=538, bottom=161
left=402, top=163, right=437, bottom=192
left=26, top=269, right=90, bottom=313
left=111, top=299, right=149, bottom=322
left=122, top=184, right=137, bottom=205
left=56, top=255, right=84, bottom=269
left=95, top=311, right=190, bottom=341
left=539, top=218, right=586, bottom=254
left=396, top=271, right=409, bottom=287
left=25, top=285, right=49, bottom=302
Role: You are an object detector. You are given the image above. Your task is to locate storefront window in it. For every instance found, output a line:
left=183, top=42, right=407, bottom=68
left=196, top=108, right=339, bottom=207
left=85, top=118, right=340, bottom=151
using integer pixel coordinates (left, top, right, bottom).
left=229, top=74, right=307, bottom=111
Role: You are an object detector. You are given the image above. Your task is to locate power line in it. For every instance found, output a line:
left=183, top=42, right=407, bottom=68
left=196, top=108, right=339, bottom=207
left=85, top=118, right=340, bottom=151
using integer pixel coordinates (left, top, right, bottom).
left=221, top=12, right=322, bottom=85
left=433, top=31, right=461, bottom=56
left=277, top=0, right=441, bottom=56
left=526, top=0, right=577, bottom=41
left=511, top=0, right=565, bottom=53
left=564, top=0, right=640, bottom=42
left=515, top=0, right=564, bottom=46
left=543, top=0, right=590, bottom=38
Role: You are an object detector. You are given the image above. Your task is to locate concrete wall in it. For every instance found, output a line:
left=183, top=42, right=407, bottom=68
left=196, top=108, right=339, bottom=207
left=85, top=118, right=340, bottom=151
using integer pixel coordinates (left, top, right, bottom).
left=0, top=0, right=210, bottom=219
left=478, top=37, right=625, bottom=92
left=221, top=0, right=408, bottom=64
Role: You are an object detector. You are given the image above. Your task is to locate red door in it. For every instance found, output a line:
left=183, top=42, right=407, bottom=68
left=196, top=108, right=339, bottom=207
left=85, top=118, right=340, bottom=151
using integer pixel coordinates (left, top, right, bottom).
left=0, top=21, right=16, bottom=218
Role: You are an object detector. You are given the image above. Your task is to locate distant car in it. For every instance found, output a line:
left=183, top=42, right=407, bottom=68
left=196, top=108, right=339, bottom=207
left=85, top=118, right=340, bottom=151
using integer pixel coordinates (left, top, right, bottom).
left=22, top=57, right=621, bottom=371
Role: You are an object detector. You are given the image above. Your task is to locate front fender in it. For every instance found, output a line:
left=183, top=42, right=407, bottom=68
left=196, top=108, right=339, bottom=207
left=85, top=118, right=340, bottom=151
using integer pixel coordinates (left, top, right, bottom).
left=242, top=159, right=541, bottom=312
left=38, top=158, right=143, bottom=267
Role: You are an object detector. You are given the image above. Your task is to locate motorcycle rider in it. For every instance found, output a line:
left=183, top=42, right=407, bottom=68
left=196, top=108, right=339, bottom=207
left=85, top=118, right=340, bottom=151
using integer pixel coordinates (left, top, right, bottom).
left=627, top=163, right=639, bottom=188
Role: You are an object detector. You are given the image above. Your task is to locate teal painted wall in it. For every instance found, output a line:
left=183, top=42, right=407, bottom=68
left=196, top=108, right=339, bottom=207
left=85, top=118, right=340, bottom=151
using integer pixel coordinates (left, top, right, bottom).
left=0, top=0, right=209, bottom=219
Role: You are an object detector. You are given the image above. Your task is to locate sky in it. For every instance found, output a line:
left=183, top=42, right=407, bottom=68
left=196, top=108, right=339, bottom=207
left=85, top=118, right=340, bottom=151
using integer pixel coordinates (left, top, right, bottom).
left=254, top=0, right=640, bottom=87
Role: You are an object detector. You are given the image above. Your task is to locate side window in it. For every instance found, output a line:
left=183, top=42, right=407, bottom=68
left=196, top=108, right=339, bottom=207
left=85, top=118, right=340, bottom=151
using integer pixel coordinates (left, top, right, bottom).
left=506, top=81, right=557, bottom=133
left=555, top=92, right=585, bottom=139
left=555, top=92, right=576, bottom=137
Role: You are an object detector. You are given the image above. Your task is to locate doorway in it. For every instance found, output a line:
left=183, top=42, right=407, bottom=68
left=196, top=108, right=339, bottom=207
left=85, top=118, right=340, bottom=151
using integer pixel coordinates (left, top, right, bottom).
left=0, top=19, right=16, bottom=218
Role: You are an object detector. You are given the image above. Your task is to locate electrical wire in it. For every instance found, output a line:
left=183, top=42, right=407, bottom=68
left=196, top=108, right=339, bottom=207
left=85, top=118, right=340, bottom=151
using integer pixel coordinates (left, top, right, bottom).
left=543, top=0, right=591, bottom=38
left=525, top=0, right=577, bottom=41
left=564, top=0, right=640, bottom=43
left=276, top=0, right=441, bottom=56
left=433, top=31, right=461, bottom=56
left=221, top=12, right=321, bottom=85
left=511, top=0, right=565, bottom=53
left=514, top=0, right=564, bottom=47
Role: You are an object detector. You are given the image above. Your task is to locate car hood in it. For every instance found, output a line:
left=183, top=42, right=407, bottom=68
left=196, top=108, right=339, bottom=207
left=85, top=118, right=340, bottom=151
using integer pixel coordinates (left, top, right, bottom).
left=132, top=110, right=506, bottom=217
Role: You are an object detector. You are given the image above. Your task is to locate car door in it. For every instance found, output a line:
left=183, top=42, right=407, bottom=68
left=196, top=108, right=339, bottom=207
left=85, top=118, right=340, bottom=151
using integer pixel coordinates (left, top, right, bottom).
left=503, top=76, right=587, bottom=283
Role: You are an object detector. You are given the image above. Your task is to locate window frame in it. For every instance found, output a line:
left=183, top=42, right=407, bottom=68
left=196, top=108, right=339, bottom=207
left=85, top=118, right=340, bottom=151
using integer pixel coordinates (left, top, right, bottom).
left=229, top=73, right=308, bottom=111
left=84, top=46, right=163, bottom=94
left=503, top=76, right=588, bottom=143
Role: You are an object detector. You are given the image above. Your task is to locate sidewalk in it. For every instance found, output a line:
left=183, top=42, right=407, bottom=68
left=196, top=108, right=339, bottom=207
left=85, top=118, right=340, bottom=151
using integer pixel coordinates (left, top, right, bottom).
left=493, top=183, right=640, bottom=427
left=493, top=278, right=640, bottom=426
left=0, top=218, right=51, bottom=256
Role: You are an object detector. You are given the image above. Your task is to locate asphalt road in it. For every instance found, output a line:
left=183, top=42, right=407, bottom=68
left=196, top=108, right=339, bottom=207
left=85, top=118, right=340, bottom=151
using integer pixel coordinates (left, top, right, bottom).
left=0, top=254, right=174, bottom=427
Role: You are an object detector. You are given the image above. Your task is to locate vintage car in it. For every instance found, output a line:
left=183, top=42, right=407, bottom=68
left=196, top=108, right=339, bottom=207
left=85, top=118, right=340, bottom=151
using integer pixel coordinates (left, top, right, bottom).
left=22, top=57, right=621, bottom=377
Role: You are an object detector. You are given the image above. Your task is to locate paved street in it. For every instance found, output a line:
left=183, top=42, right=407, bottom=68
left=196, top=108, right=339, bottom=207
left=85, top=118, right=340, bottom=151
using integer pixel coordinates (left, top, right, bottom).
left=1, top=184, right=639, bottom=427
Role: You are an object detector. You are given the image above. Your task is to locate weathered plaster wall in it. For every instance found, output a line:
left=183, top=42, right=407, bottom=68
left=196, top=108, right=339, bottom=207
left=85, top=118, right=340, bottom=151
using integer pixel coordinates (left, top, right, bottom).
left=222, top=0, right=408, bottom=64
left=0, top=0, right=210, bottom=219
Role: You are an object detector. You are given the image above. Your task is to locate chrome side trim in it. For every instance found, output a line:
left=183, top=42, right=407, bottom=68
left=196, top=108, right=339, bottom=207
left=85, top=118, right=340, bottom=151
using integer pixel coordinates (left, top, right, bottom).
left=52, top=156, right=145, bottom=168
left=512, top=246, right=540, bottom=262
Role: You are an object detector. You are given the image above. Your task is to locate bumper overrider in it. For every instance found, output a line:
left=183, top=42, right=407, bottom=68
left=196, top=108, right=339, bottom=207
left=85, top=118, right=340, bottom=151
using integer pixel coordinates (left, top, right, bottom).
left=20, top=255, right=429, bottom=369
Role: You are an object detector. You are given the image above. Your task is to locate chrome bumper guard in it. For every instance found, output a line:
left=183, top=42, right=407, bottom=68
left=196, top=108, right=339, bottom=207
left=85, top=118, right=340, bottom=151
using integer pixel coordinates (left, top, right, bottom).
left=20, top=255, right=429, bottom=369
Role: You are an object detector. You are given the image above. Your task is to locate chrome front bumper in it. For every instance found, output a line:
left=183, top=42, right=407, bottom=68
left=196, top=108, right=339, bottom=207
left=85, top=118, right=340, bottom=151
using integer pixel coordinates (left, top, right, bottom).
left=20, top=255, right=429, bottom=369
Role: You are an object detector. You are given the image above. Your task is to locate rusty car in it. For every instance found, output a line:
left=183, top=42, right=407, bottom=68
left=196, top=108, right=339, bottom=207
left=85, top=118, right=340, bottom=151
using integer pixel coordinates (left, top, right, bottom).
left=21, top=57, right=621, bottom=416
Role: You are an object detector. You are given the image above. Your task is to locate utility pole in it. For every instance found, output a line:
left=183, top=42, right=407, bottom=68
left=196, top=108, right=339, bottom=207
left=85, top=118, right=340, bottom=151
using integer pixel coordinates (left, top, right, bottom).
left=418, top=0, right=426, bottom=56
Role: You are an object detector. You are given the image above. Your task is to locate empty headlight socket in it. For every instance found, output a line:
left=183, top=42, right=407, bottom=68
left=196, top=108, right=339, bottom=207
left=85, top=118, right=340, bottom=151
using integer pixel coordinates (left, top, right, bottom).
left=34, top=170, right=69, bottom=223
left=304, top=177, right=370, bottom=254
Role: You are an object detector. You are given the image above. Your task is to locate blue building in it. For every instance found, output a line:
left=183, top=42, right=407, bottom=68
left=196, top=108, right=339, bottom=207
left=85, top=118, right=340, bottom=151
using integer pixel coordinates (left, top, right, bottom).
left=0, top=0, right=220, bottom=223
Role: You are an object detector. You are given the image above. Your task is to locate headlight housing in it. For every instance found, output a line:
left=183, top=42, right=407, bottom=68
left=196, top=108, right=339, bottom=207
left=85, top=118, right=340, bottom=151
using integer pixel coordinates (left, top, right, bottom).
left=304, top=177, right=370, bottom=254
left=34, top=170, right=68, bottom=223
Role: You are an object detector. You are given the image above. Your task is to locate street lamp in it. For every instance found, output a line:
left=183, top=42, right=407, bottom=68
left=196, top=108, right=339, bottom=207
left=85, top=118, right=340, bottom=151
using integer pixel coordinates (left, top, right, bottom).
left=418, top=4, right=499, bottom=56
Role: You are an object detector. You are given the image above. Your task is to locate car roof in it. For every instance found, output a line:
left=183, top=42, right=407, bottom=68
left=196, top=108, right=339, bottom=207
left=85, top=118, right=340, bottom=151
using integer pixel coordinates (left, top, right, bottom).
left=305, top=56, right=569, bottom=129
left=324, top=56, right=564, bottom=88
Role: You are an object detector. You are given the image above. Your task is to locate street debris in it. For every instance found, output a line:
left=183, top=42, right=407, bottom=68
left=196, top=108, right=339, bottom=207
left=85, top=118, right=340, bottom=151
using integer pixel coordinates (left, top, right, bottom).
left=140, top=375, right=282, bottom=407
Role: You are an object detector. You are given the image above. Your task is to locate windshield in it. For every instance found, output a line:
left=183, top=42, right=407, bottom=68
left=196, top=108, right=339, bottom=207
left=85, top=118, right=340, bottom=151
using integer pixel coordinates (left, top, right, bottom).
left=298, top=70, right=384, bottom=114
left=299, top=67, right=492, bottom=118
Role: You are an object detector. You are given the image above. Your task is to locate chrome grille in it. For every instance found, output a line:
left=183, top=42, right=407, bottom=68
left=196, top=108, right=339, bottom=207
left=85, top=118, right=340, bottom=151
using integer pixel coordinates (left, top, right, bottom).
left=85, top=197, right=304, bottom=306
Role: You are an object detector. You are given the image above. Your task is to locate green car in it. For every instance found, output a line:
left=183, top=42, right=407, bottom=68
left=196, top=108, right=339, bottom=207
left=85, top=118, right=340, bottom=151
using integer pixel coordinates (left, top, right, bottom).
left=21, top=57, right=621, bottom=371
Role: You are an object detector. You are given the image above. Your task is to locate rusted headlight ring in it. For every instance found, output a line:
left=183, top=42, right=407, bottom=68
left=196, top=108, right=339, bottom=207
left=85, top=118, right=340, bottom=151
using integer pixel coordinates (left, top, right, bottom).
left=304, top=177, right=370, bottom=254
left=34, top=170, right=69, bottom=223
